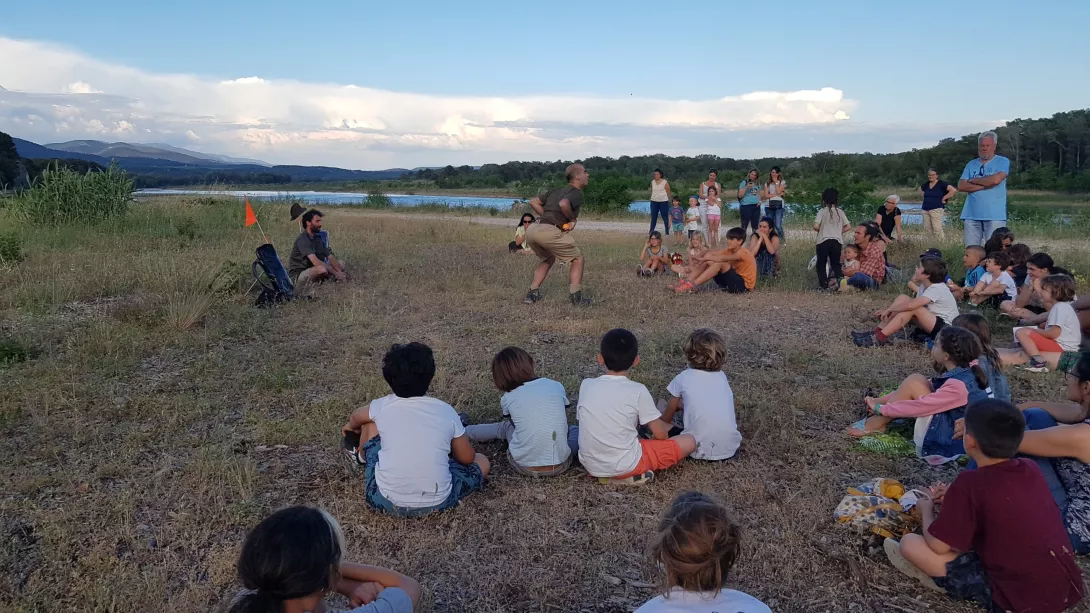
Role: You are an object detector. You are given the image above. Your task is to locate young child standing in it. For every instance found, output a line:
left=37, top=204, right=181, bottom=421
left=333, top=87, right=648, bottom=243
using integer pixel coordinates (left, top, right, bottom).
left=669, top=196, right=685, bottom=246
left=951, top=314, right=1011, bottom=403
left=849, top=326, right=992, bottom=464
left=229, top=506, right=421, bottom=613
left=813, top=187, right=851, bottom=290
left=1000, top=274, right=1082, bottom=373
left=672, top=227, right=757, bottom=294
left=967, top=251, right=1017, bottom=307
left=576, top=329, right=697, bottom=484
left=638, top=231, right=671, bottom=276
left=947, top=245, right=986, bottom=301
left=884, top=400, right=1083, bottom=613
left=464, top=347, right=573, bottom=476
left=635, top=491, right=771, bottom=613
left=685, top=196, right=702, bottom=239
left=852, top=258, right=959, bottom=347
left=705, top=187, right=723, bottom=248
left=659, top=329, right=742, bottom=461
left=341, top=343, right=490, bottom=517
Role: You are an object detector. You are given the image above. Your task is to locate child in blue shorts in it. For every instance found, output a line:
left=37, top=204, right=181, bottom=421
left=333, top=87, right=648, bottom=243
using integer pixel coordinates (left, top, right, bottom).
left=341, top=342, right=490, bottom=517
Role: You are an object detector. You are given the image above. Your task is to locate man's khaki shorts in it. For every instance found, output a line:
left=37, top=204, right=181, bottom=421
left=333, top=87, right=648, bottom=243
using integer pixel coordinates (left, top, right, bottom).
left=526, top=223, right=581, bottom=263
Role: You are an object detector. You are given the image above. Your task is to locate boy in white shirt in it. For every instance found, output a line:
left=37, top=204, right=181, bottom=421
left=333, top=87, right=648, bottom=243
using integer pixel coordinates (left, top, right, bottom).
left=341, top=342, right=490, bottom=517
left=658, top=329, right=742, bottom=461
left=1000, top=274, right=1082, bottom=373
left=576, top=328, right=697, bottom=484
left=852, top=258, right=959, bottom=347
left=968, top=251, right=1017, bottom=308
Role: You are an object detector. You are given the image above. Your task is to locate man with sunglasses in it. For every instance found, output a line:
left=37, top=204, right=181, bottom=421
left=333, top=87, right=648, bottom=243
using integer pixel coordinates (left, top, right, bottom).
left=958, top=131, right=1011, bottom=247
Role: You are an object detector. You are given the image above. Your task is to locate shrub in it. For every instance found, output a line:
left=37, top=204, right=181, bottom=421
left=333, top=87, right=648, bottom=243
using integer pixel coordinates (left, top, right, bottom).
left=0, top=338, right=37, bottom=366
left=365, top=185, right=393, bottom=208
left=0, top=231, right=23, bottom=265
left=582, top=174, right=632, bottom=213
left=14, top=162, right=133, bottom=225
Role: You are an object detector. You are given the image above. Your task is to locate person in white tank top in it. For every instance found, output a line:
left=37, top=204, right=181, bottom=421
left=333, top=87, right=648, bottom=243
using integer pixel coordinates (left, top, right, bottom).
left=648, top=169, right=672, bottom=236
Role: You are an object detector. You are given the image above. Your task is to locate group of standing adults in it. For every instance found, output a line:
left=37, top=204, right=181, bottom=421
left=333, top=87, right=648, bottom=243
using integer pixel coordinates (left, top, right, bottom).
left=648, top=167, right=787, bottom=242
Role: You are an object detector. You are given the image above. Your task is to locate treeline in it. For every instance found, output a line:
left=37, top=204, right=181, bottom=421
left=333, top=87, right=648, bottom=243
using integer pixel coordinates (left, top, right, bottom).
left=407, top=109, right=1090, bottom=194
left=1, top=133, right=108, bottom=188
left=132, top=171, right=293, bottom=189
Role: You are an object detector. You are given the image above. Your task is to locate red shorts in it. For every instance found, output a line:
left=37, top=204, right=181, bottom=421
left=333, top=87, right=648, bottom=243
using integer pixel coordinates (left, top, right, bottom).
left=1026, top=330, right=1063, bottom=353
left=619, top=439, right=683, bottom=478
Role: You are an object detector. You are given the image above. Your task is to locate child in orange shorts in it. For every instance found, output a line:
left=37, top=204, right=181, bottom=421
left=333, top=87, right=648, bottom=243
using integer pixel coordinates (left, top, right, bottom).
left=573, top=328, right=697, bottom=485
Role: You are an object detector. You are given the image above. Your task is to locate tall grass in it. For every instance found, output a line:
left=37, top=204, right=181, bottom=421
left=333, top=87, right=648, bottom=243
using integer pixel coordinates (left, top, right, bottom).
left=14, top=163, right=133, bottom=225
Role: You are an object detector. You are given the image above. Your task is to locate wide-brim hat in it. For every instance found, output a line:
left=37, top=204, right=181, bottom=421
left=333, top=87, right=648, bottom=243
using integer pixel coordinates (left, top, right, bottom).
left=289, top=203, right=307, bottom=221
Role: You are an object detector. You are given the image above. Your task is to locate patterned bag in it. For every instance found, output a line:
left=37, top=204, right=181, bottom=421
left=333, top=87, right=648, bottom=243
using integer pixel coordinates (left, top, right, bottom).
left=834, top=479, right=920, bottom=539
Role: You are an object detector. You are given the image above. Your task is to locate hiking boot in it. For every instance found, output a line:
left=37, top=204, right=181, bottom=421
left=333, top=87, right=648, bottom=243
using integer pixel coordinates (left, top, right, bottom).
left=457, top=412, right=471, bottom=427
left=524, top=288, right=543, bottom=304
left=1023, top=357, right=1050, bottom=373
left=341, top=432, right=365, bottom=473
left=852, top=330, right=876, bottom=347
left=569, top=290, right=591, bottom=306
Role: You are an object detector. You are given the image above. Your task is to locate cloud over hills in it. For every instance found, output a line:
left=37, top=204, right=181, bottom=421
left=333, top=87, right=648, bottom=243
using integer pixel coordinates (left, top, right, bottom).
left=0, top=37, right=990, bottom=168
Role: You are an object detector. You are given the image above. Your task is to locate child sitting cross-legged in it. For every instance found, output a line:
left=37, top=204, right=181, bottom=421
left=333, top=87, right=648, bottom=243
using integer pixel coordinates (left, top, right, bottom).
left=464, top=347, right=574, bottom=476
left=883, top=399, right=1083, bottom=613
left=228, top=506, right=421, bottom=613
left=634, top=491, right=771, bottom=613
left=670, top=233, right=709, bottom=279
left=849, top=326, right=992, bottom=464
left=1000, top=274, right=1083, bottom=373
left=852, top=258, right=959, bottom=348
left=638, top=231, right=671, bottom=277
left=672, top=227, right=757, bottom=294
left=658, top=329, right=742, bottom=461
left=575, top=328, right=697, bottom=485
left=947, top=245, right=986, bottom=301
left=341, top=342, right=489, bottom=517
left=967, top=251, right=1017, bottom=307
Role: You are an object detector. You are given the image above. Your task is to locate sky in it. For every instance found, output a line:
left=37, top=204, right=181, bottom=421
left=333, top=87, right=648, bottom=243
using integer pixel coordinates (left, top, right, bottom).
left=1, top=0, right=1087, bottom=170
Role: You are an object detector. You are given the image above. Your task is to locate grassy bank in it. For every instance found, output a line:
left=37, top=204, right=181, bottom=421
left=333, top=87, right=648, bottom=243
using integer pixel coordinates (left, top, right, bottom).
left=1, top=197, right=1088, bottom=612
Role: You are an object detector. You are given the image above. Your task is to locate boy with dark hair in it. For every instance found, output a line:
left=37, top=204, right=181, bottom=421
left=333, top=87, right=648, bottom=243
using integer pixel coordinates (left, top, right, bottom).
left=948, top=245, right=987, bottom=301
left=885, top=399, right=1083, bottom=613
left=968, top=251, right=1016, bottom=307
left=341, top=342, right=489, bottom=517
left=672, top=227, right=756, bottom=294
left=575, top=329, right=697, bottom=484
left=853, top=258, right=959, bottom=347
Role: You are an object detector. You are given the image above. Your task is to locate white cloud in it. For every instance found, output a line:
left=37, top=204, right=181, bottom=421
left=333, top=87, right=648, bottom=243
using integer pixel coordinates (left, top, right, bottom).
left=0, top=36, right=989, bottom=168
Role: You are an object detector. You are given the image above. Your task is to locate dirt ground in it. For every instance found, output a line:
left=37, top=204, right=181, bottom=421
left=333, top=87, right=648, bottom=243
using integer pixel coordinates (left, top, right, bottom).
left=1, top=201, right=1087, bottom=613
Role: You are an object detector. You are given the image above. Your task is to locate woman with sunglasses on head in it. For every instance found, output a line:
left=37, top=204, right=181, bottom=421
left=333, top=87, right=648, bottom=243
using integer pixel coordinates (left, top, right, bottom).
left=509, top=213, right=536, bottom=254
left=760, top=166, right=787, bottom=241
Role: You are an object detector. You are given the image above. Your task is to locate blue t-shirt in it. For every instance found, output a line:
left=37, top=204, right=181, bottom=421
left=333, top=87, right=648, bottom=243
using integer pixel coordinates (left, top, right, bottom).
left=965, top=264, right=985, bottom=288
left=738, top=180, right=760, bottom=206
left=669, top=205, right=684, bottom=223
left=959, top=155, right=1010, bottom=221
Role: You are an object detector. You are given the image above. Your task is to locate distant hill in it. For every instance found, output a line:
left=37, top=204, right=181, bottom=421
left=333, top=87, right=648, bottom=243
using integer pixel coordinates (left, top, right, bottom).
left=7, top=134, right=410, bottom=187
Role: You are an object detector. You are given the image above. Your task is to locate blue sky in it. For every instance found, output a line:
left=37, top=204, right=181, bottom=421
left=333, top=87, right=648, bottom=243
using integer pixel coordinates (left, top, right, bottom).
left=1, top=0, right=1087, bottom=168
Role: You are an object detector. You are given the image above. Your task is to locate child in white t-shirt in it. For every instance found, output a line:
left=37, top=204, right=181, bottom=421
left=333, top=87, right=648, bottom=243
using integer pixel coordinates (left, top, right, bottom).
left=576, top=329, right=697, bottom=484
left=658, top=329, right=742, bottom=461
left=968, top=251, right=1017, bottom=308
left=852, top=258, right=959, bottom=347
left=341, top=342, right=490, bottom=517
left=465, top=346, right=573, bottom=476
left=635, top=491, right=770, bottom=613
left=685, top=197, right=702, bottom=238
left=1001, top=274, right=1082, bottom=373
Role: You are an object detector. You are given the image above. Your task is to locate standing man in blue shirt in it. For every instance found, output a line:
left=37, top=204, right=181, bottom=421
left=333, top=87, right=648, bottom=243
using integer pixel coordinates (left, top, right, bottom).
left=958, top=131, right=1010, bottom=246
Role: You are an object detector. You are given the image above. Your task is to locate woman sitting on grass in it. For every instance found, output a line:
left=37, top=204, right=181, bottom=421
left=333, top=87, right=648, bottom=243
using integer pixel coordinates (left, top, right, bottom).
left=1001, top=252, right=1066, bottom=322
left=745, top=217, right=780, bottom=278
left=509, top=213, right=535, bottom=254
left=849, top=326, right=992, bottom=464
left=951, top=313, right=1010, bottom=403
left=1001, top=274, right=1083, bottom=373
left=229, top=506, right=421, bottom=613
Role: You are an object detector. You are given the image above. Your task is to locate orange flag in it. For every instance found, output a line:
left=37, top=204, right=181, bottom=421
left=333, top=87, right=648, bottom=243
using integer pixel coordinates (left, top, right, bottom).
left=244, top=198, right=258, bottom=227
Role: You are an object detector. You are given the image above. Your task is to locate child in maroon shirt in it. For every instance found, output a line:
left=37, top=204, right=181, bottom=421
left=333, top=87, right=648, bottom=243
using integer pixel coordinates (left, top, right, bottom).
left=884, top=399, right=1083, bottom=613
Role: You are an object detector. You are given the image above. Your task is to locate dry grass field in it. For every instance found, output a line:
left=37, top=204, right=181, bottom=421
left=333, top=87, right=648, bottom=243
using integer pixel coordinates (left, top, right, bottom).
left=1, top=198, right=1088, bottom=613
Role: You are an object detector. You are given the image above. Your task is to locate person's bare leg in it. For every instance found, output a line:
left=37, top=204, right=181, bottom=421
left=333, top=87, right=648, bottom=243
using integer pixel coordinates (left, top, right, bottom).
left=881, top=307, right=935, bottom=337
left=899, top=534, right=957, bottom=578
left=473, top=453, right=491, bottom=478
left=568, top=254, right=584, bottom=294
left=688, top=261, right=728, bottom=286
left=999, top=347, right=1030, bottom=366
left=851, top=373, right=932, bottom=435
left=884, top=294, right=913, bottom=313
left=1015, top=327, right=1041, bottom=360
left=357, top=421, right=379, bottom=452
left=670, top=433, right=698, bottom=459
left=530, top=255, right=555, bottom=290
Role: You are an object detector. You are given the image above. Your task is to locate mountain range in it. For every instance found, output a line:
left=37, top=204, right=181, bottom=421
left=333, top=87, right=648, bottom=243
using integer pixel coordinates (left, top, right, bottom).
left=9, top=137, right=411, bottom=186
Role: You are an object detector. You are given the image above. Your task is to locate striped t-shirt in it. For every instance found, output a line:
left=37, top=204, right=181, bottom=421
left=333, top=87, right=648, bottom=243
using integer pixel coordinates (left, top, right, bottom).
left=502, top=378, right=571, bottom=467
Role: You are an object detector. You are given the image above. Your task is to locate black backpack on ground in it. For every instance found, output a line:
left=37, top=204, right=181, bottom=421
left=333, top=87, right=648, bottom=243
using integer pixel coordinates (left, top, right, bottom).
left=252, top=243, right=295, bottom=307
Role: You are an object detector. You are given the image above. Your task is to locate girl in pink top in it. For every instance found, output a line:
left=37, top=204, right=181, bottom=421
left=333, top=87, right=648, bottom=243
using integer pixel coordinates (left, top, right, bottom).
left=849, top=326, right=993, bottom=463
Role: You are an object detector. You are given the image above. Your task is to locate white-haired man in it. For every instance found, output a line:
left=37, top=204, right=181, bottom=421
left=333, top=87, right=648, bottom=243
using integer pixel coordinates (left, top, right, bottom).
left=874, top=194, right=903, bottom=243
left=958, top=131, right=1010, bottom=246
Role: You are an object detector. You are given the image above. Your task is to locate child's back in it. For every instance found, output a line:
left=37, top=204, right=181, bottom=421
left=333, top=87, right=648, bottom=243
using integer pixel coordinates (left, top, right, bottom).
left=370, top=394, right=464, bottom=507
left=577, top=374, right=659, bottom=477
left=930, top=457, right=1082, bottom=612
left=667, top=330, right=742, bottom=461
left=503, top=378, right=571, bottom=466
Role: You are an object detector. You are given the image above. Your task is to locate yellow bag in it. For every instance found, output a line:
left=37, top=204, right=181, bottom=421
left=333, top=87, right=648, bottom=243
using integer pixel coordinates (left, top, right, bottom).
left=834, top=479, right=919, bottom=539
